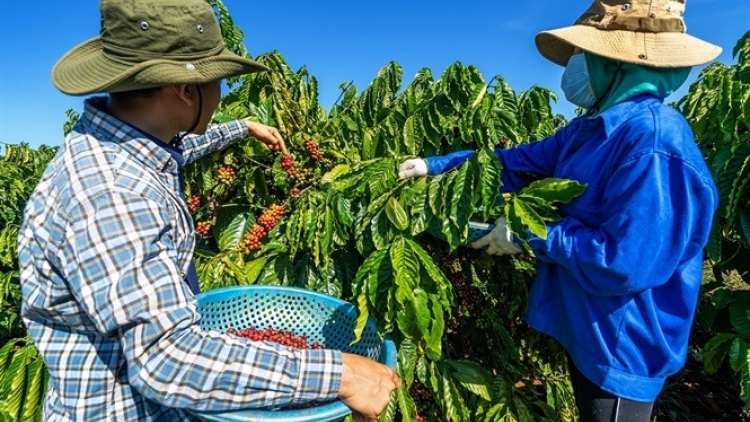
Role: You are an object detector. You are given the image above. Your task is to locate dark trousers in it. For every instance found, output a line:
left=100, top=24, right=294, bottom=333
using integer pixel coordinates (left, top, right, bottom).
left=568, top=358, right=654, bottom=422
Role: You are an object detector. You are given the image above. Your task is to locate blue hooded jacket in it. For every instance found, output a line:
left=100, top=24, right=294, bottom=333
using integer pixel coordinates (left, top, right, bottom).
left=425, top=94, right=717, bottom=402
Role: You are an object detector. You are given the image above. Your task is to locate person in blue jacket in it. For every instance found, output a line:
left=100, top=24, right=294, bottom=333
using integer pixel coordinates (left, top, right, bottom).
left=399, top=1, right=720, bottom=420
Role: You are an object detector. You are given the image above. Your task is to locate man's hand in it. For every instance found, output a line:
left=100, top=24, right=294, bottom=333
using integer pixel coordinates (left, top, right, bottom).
left=338, top=353, right=400, bottom=422
left=245, top=120, right=288, bottom=155
left=398, top=158, right=428, bottom=179
left=470, top=216, right=522, bottom=256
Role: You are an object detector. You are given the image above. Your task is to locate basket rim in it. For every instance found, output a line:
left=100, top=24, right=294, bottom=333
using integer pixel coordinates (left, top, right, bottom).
left=195, top=285, right=351, bottom=305
left=188, top=398, right=351, bottom=421
left=468, top=221, right=494, bottom=230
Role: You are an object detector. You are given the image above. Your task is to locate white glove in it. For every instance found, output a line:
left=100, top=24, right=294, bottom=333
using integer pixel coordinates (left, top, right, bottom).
left=398, top=159, right=428, bottom=179
left=470, top=216, right=522, bottom=256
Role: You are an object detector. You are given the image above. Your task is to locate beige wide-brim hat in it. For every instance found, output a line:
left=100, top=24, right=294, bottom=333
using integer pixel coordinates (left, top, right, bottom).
left=52, top=0, right=269, bottom=96
left=536, top=0, right=722, bottom=68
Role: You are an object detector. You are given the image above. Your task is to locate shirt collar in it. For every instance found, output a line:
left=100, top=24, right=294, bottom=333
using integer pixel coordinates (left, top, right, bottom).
left=134, top=127, right=185, bottom=170
left=580, top=93, right=661, bottom=136
left=80, top=97, right=183, bottom=174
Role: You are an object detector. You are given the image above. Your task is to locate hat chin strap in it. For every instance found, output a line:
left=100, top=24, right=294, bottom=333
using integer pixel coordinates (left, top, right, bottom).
left=587, top=62, right=623, bottom=116
left=173, top=85, right=203, bottom=147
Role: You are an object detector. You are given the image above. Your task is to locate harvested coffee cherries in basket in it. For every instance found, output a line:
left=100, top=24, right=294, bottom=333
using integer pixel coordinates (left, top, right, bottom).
left=226, top=326, right=325, bottom=350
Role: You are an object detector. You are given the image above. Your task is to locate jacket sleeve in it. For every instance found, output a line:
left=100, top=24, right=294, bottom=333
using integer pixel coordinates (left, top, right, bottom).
left=424, top=150, right=476, bottom=175
left=424, top=128, right=568, bottom=191
left=496, top=130, right=566, bottom=192
left=527, top=150, right=717, bottom=296
left=180, top=120, right=249, bottom=164
left=67, top=191, right=341, bottom=411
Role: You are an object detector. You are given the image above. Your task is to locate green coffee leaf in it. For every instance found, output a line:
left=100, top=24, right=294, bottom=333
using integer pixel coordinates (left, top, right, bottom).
left=521, top=178, right=587, bottom=204
left=513, top=197, right=547, bottom=240
left=446, top=360, right=495, bottom=401
left=21, top=354, right=44, bottom=422
left=216, top=211, right=249, bottom=252
left=386, top=197, right=410, bottom=231
left=730, top=338, right=750, bottom=374
left=701, top=333, right=735, bottom=374
left=730, top=293, right=750, bottom=338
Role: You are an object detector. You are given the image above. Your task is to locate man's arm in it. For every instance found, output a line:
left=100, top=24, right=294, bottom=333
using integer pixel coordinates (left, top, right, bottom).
left=67, top=191, right=341, bottom=411
left=180, top=120, right=249, bottom=164
left=181, top=120, right=287, bottom=164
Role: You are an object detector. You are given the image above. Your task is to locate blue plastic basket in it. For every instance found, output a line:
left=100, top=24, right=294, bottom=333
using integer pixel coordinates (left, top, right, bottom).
left=425, top=219, right=494, bottom=244
left=188, top=285, right=397, bottom=422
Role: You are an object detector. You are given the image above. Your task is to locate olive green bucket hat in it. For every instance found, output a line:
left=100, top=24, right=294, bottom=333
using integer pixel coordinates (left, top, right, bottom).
left=536, top=0, right=722, bottom=68
left=52, top=0, right=269, bottom=95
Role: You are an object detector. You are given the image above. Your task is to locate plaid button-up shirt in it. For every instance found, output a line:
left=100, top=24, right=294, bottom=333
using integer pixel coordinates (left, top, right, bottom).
left=17, top=98, right=342, bottom=421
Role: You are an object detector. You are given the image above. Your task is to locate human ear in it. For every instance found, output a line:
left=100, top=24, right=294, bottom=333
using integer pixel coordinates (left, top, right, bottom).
left=171, top=84, right=194, bottom=106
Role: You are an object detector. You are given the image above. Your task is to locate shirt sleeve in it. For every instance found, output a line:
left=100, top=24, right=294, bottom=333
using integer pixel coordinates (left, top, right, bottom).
left=66, top=190, right=342, bottom=411
left=180, top=120, right=250, bottom=164
left=527, top=150, right=716, bottom=296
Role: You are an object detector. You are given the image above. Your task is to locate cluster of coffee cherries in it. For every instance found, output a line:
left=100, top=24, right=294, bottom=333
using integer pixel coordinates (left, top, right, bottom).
left=291, top=168, right=316, bottom=187
left=217, top=166, right=236, bottom=185
left=450, top=272, right=482, bottom=317
left=304, top=138, right=322, bottom=161
left=226, top=326, right=325, bottom=349
left=280, top=154, right=297, bottom=176
left=516, top=253, right=535, bottom=264
left=280, top=155, right=310, bottom=196
left=239, top=204, right=286, bottom=253
left=187, top=195, right=201, bottom=213
left=257, top=204, right=286, bottom=231
left=195, top=221, right=211, bottom=237
left=240, top=225, right=266, bottom=252
left=409, top=381, right=440, bottom=422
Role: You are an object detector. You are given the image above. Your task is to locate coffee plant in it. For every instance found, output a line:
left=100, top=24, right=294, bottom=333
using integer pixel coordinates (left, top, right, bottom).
left=181, top=41, right=589, bottom=420
left=678, top=30, right=750, bottom=408
left=0, top=0, right=747, bottom=418
left=0, top=143, right=57, bottom=422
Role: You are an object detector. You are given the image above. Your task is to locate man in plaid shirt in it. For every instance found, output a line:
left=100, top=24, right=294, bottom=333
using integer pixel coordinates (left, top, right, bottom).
left=17, top=1, right=399, bottom=421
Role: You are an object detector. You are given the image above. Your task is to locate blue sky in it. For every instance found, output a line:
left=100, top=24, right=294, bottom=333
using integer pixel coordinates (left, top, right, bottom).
left=1, top=0, right=748, bottom=148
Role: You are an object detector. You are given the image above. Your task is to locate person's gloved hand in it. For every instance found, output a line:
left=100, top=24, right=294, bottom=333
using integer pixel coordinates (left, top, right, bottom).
left=470, top=216, right=522, bottom=256
left=398, top=159, right=428, bottom=179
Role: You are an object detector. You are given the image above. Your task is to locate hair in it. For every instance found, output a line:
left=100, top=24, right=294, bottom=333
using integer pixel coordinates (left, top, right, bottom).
left=108, top=86, right=166, bottom=103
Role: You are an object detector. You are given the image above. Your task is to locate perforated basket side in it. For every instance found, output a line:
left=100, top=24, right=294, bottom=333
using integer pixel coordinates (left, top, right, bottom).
left=196, top=286, right=383, bottom=362
left=189, top=286, right=396, bottom=422
left=467, top=222, right=494, bottom=243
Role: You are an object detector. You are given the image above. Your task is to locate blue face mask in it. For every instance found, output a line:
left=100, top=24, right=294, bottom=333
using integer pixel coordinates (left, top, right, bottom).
left=561, top=53, right=597, bottom=109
